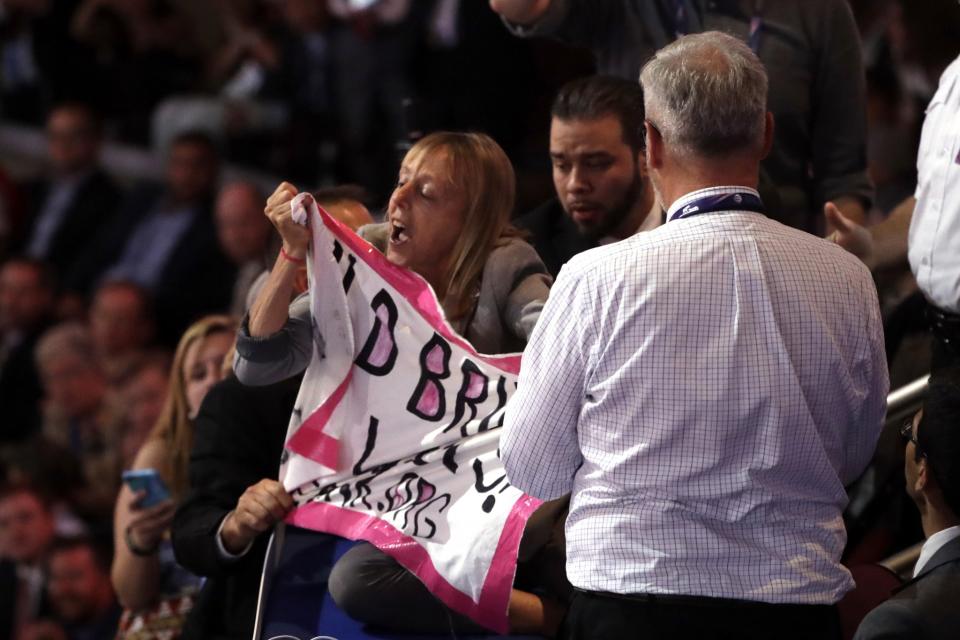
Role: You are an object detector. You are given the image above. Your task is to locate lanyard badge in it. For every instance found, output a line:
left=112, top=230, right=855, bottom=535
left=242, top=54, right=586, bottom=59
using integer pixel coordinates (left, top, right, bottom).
left=670, top=192, right=765, bottom=222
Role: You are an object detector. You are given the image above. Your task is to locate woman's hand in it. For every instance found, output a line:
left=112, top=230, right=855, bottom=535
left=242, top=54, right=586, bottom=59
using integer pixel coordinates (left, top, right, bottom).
left=265, top=182, right=310, bottom=259
left=125, top=491, right=176, bottom=552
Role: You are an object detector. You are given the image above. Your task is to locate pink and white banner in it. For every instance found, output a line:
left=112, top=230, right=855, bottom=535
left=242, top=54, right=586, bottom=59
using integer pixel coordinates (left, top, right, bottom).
left=279, top=194, right=541, bottom=633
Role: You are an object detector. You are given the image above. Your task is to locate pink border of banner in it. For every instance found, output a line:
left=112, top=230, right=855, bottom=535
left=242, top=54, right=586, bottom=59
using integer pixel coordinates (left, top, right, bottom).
left=285, top=369, right=353, bottom=470
left=283, top=205, right=540, bottom=632
left=287, top=493, right=542, bottom=634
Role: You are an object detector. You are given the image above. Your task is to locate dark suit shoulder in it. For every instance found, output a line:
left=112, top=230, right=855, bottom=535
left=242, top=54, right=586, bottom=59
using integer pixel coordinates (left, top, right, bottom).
left=855, top=597, right=927, bottom=639
left=514, top=197, right=566, bottom=236
left=192, top=374, right=300, bottom=467
left=855, top=544, right=960, bottom=640
left=81, top=168, right=120, bottom=196
left=174, top=374, right=302, bottom=640
left=515, top=198, right=596, bottom=278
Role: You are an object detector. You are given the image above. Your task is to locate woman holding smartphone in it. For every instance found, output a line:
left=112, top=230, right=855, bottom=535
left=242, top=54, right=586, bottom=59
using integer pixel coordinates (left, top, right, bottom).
left=111, top=315, right=236, bottom=637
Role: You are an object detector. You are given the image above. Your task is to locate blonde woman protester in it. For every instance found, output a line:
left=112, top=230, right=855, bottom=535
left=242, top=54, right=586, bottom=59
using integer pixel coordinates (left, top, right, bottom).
left=111, top=315, right=236, bottom=638
left=234, top=132, right=568, bottom=635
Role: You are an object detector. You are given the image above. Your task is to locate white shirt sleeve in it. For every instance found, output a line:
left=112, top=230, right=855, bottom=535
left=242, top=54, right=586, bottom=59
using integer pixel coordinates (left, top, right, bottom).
left=841, top=271, right=890, bottom=484
left=501, top=262, right=592, bottom=500
left=214, top=511, right=253, bottom=560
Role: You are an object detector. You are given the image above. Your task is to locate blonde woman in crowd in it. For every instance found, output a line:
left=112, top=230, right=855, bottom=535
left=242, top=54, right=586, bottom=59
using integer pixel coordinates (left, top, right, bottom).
left=111, top=315, right=236, bottom=639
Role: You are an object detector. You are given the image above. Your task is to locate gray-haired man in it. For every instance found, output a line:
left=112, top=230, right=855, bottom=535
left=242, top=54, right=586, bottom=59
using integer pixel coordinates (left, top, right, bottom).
left=501, top=32, right=889, bottom=640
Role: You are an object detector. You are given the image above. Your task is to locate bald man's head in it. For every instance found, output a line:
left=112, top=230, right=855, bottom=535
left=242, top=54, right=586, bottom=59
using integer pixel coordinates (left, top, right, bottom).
left=215, top=181, right=272, bottom=264
left=314, top=185, right=374, bottom=231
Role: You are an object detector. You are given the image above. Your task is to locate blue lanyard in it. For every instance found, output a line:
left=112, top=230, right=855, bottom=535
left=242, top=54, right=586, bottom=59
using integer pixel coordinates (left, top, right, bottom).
left=748, top=0, right=764, bottom=54
left=673, top=0, right=764, bottom=54
left=670, top=191, right=765, bottom=221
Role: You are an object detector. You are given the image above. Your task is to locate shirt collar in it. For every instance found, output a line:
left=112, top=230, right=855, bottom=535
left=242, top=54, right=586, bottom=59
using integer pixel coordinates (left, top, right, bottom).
left=914, top=525, right=960, bottom=577
left=598, top=200, right=664, bottom=245
left=16, top=562, right=44, bottom=585
left=667, top=185, right=761, bottom=222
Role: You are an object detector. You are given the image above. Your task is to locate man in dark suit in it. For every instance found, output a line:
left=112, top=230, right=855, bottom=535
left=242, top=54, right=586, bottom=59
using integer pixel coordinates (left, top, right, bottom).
left=515, top=75, right=658, bottom=277
left=72, top=131, right=235, bottom=345
left=172, top=374, right=300, bottom=640
left=45, top=536, right=121, bottom=640
left=0, top=483, right=56, bottom=640
left=0, top=258, right=55, bottom=442
left=14, top=103, right=121, bottom=293
left=855, top=369, right=960, bottom=640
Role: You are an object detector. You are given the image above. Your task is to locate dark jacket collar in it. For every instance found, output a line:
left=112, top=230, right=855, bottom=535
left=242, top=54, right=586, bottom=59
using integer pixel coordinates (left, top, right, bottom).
left=894, top=533, right=960, bottom=593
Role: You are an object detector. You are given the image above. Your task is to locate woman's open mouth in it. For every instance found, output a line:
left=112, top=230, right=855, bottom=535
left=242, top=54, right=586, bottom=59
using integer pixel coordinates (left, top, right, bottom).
left=390, top=221, right=410, bottom=245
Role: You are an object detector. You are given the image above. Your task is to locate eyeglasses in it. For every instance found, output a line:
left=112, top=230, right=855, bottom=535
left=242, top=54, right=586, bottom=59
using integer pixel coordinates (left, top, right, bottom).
left=900, top=418, right=926, bottom=457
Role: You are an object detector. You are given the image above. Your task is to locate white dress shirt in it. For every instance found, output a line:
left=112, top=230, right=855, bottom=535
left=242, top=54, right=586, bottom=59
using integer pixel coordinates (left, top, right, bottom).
left=502, top=186, right=889, bottom=604
left=914, top=525, right=960, bottom=578
left=909, top=54, right=960, bottom=312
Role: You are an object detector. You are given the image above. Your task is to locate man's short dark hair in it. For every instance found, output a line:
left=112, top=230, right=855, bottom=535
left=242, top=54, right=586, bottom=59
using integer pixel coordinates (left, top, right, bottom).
left=48, top=535, right=113, bottom=574
left=48, top=101, right=103, bottom=138
left=0, top=480, right=51, bottom=507
left=170, top=130, right=220, bottom=157
left=918, top=368, right=960, bottom=517
left=93, top=279, right=154, bottom=320
left=1, top=256, right=57, bottom=292
left=313, top=184, right=370, bottom=208
left=551, top=75, right=646, bottom=153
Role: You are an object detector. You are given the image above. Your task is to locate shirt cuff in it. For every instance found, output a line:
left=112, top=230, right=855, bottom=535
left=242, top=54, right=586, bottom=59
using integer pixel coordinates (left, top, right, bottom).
left=215, top=511, right=253, bottom=560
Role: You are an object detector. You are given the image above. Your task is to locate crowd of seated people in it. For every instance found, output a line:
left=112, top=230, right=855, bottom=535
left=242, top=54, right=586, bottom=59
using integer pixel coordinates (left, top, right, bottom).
left=0, top=1, right=958, bottom=639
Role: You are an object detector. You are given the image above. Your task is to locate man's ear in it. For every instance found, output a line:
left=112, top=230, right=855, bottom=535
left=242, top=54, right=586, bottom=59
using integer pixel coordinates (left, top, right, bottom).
left=636, top=148, right=649, bottom=178
left=915, top=457, right=929, bottom=494
left=645, top=121, right=664, bottom=170
left=761, top=111, right=775, bottom=159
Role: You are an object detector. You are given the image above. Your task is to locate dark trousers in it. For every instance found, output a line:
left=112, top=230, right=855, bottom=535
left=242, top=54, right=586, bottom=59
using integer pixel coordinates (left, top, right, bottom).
left=328, top=498, right=570, bottom=634
left=328, top=542, right=486, bottom=634
left=560, top=590, right=841, bottom=640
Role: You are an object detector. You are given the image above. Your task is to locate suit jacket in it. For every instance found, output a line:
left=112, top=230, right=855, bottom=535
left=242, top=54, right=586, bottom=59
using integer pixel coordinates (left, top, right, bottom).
left=514, top=197, right=597, bottom=279
left=172, top=374, right=301, bottom=640
left=15, top=169, right=121, bottom=289
left=0, top=317, right=53, bottom=442
left=68, top=184, right=236, bottom=345
left=854, top=534, right=960, bottom=640
left=0, top=559, right=53, bottom=640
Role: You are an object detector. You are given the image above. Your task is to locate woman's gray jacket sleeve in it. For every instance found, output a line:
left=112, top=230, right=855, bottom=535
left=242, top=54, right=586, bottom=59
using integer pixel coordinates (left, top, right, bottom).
left=232, top=293, right=317, bottom=386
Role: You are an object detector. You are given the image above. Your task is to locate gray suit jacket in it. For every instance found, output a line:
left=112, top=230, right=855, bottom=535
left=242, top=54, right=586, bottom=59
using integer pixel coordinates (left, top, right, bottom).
left=854, top=535, right=960, bottom=640
left=234, top=222, right=552, bottom=385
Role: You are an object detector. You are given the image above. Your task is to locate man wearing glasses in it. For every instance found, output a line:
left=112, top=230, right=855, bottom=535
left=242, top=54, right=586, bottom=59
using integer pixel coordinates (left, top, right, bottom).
left=855, top=371, right=960, bottom=640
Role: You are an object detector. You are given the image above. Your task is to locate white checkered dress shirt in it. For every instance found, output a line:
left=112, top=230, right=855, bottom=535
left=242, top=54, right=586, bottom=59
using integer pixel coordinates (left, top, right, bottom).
left=502, top=186, right=889, bottom=604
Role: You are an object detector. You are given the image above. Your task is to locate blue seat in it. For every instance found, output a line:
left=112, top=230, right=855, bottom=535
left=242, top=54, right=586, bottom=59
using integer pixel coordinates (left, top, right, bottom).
left=259, top=525, right=540, bottom=640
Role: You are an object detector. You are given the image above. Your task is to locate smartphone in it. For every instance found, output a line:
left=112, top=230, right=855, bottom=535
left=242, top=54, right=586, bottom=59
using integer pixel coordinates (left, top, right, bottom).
left=122, top=469, right=171, bottom=508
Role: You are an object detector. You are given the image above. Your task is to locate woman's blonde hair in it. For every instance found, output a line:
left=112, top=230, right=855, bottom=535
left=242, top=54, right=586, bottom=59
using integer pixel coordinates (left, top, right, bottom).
left=149, top=315, right=236, bottom=502
left=402, top=131, right=519, bottom=319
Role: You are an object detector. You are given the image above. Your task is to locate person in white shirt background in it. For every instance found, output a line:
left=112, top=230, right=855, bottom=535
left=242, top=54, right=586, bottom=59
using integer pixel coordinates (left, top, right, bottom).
left=827, top=48, right=960, bottom=373
left=502, top=30, right=889, bottom=640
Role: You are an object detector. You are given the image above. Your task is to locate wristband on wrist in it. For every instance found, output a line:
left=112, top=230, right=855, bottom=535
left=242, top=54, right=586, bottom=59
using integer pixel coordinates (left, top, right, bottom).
left=124, top=525, right=160, bottom=556
left=280, top=246, right=306, bottom=264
